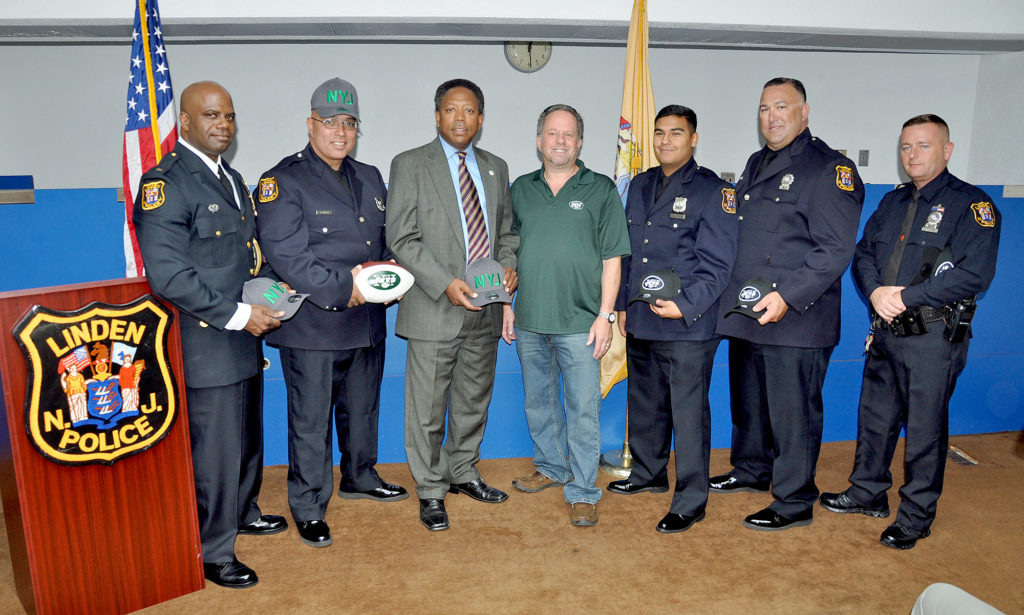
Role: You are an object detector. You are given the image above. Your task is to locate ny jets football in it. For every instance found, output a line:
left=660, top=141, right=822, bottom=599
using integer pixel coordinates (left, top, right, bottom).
left=354, top=261, right=414, bottom=303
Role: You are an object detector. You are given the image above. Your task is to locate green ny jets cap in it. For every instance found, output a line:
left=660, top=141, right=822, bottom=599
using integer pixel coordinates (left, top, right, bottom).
left=242, top=277, right=309, bottom=320
left=311, top=77, right=359, bottom=120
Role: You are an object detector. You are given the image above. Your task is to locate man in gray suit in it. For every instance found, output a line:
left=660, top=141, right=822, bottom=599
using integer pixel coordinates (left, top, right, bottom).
left=386, top=79, right=519, bottom=531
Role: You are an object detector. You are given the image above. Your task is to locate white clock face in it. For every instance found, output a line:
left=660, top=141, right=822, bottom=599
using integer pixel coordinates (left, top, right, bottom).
left=504, top=41, right=552, bottom=73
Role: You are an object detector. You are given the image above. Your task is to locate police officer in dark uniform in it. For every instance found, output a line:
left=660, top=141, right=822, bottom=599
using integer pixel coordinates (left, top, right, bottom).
left=254, top=78, right=407, bottom=549
left=134, top=81, right=287, bottom=589
left=712, top=77, right=865, bottom=531
left=608, top=105, right=738, bottom=534
left=820, top=114, right=1000, bottom=549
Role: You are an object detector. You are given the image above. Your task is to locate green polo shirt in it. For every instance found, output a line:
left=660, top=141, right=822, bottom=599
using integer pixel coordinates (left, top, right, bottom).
left=511, top=160, right=630, bottom=335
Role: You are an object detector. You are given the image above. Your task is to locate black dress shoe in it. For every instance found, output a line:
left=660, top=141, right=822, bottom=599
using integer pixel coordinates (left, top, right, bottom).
left=819, top=491, right=889, bottom=518
left=297, top=519, right=333, bottom=548
left=448, top=478, right=508, bottom=503
left=656, top=511, right=706, bottom=534
left=709, top=473, right=771, bottom=493
left=338, top=482, right=410, bottom=502
left=237, top=514, right=288, bottom=535
left=742, top=507, right=813, bottom=531
left=419, top=498, right=449, bottom=531
left=607, top=478, right=669, bottom=495
left=880, top=522, right=930, bottom=550
left=203, top=557, right=258, bottom=589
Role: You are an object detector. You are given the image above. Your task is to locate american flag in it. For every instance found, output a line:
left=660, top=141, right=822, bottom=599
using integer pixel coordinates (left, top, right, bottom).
left=58, top=346, right=92, bottom=374
left=122, top=0, right=177, bottom=277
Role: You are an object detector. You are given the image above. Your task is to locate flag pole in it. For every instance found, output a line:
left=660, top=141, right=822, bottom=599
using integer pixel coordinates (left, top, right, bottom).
left=600, top=0, right=655, bottom=478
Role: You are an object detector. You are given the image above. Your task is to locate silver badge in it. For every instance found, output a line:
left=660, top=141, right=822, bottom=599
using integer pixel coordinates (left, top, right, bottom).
left=672, top=197, right=687, bottom=213
left=779, top=174, right=795, bottom=191
left=921, top=204, right=943, bottom=233
left=208, top=203, right=219, bottom=213
left=375, top=196, right=385, bottom=212
left=569, top=200, right=584, bottom=210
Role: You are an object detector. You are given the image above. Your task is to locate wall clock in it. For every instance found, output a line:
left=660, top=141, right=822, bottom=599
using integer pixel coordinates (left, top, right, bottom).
left=504, top=41, right=552, bottom=73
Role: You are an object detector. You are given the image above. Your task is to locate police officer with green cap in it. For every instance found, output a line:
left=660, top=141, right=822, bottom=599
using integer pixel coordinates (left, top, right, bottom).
left=254, top=77, right=406, bottom=550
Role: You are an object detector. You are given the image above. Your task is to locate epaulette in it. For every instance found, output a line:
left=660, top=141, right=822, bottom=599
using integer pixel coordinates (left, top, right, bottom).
left=808, top=136, right=844, bottom=160
left=695, top=165, right=720, bottom=179
left=145, top=150, right=183, bottom=176
left=282, top=150, right=306, bottom=167
left=266, top=150, right=307, bottom=174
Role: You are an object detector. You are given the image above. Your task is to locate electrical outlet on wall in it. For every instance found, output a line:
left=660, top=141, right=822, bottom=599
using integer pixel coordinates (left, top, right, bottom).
left=859, top=149, right=869, bottom=167
left=721, top=171, right=736, bottom=183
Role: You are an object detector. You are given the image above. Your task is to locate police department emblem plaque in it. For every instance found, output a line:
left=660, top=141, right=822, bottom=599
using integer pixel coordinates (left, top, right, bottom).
left=13, top=295, right=178, bottom=465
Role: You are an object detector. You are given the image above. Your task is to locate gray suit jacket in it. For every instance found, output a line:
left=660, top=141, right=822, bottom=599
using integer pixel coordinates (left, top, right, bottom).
left=386, top=138, right=518, bottom=341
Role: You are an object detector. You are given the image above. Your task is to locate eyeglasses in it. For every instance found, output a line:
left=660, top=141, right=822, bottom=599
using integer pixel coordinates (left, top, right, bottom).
left=310, top=117, right=359, bottom=130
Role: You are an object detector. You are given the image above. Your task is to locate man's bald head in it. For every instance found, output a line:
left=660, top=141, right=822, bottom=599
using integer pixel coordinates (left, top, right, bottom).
left=179, top=81, right=236, bottom=161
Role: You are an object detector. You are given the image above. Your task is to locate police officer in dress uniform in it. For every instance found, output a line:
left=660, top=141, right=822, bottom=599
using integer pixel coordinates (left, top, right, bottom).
left=133, top=81, right=287, bottom=589
left=712, top=77, right=865, bottom=531
left=607, top=105, right=738, bottom=534
left=820, top=114, right=1000, bottom=549
left=254, top=78, right=407, bottom=549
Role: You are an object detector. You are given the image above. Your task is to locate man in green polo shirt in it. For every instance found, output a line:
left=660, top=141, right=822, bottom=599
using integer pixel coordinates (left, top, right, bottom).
left=507, top=104, right=630, bottom=527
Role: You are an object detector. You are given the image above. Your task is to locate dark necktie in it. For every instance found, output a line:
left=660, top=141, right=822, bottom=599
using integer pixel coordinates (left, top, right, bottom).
left=755, top=150, right=777, bottom=181
left=457, top=151, right=489, bottom=263
left=336, top=168, right=354, bottom=202
left=217, top=166, right=231, bottom=192
left=655, top=171, right=671, bottom=202
left=882, top=188, right=921, bottom=286
left=217, top=166, right=236, bottom=208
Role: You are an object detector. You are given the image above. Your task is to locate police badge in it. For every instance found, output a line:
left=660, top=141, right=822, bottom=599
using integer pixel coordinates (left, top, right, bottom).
left=779, top=174, right=795, bottom=191
left=921, top=204, right=944, bottom=233
left=671, top=197, right=687, bottom=219
left=13, top=296, right=179, bottom=465
left=375, top=196, right=385, bottom=212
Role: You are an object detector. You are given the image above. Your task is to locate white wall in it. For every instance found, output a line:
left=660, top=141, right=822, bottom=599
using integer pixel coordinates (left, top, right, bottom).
left=969, top=51, right=1024, bottom=185
left=5, top=0, right=1023, bottom=36
left=0, top=41, right=997, bottom=190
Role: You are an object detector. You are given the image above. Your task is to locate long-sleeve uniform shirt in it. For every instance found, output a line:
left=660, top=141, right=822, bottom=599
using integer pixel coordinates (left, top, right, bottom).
left=853, top=168, right=1000, bottom=310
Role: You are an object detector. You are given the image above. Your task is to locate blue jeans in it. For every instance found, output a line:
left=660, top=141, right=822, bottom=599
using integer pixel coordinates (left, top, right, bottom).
left=515, top=329, right=602, bottom=504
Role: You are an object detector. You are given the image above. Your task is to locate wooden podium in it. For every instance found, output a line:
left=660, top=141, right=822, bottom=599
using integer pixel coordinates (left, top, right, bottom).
left=0, top=278, right=203, bottom=614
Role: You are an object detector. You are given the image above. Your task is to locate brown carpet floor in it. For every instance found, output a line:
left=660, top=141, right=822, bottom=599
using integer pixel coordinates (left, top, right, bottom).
left=2, top=432, right=1022, bottom=614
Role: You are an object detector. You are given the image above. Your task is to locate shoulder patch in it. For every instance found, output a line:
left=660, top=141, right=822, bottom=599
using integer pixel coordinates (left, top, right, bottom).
left=835, top=165, right=855, bottom=192
left=971, top=201, right=996, bottom=228
left=721, top=188, right=737, bottom=214
left=141, top=180, right=165, bottom=210
left=258, top=177, right=278, bottom=203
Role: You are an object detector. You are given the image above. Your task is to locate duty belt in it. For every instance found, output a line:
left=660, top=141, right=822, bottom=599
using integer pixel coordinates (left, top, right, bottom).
left=873, top=305, right=950, bottom=336
left=917, top=305, right=951, bottom=322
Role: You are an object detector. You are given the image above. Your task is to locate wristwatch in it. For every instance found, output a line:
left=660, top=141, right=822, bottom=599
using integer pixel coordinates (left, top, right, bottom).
left=598, top=311, right=616, bottom=323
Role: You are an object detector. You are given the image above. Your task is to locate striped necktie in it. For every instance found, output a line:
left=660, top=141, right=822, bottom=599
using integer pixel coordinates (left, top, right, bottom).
left=457, top=151, right=489, bottom=263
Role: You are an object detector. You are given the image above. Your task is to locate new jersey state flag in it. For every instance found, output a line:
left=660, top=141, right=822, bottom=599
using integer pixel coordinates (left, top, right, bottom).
left=603, top=0, right=657, bottom=398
